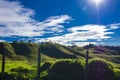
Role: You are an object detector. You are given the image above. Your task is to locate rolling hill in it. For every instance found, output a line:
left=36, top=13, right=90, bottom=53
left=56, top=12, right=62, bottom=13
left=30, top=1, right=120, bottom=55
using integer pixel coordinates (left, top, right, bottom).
left=0, top=42, right=120, bottom=80
left=0, top=42, right=120, bottom=64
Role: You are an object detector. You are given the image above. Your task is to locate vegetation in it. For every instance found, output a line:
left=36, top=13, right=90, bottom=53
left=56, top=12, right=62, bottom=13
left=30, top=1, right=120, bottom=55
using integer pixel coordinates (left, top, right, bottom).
left=88, top=58, right=115, bottom=80
left=0, top=42, right=120, bottom=80
left=0, top=61, right=37, bottom=80
left=41, top=59, right=84, bottom=80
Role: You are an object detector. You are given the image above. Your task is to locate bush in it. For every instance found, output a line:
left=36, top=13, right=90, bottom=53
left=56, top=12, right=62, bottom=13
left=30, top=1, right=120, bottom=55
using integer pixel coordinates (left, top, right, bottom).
left=88, top=58, right=115, bottom=80
left=44, top=59, right=84, bottom=80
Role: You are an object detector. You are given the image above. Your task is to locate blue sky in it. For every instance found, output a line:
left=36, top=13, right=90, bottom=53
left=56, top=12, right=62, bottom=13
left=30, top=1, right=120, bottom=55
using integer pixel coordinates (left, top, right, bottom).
left=0, top=0, right=120, bottom=46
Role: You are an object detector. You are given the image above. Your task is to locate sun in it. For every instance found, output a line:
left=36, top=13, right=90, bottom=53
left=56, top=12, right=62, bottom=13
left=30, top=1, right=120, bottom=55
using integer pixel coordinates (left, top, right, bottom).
left=92, top=0, right=103, bottom=6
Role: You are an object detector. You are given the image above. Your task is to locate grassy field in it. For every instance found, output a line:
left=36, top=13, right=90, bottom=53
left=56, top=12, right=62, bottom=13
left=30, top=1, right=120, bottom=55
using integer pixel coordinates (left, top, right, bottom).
left=0, top=58, right=120, bottom=80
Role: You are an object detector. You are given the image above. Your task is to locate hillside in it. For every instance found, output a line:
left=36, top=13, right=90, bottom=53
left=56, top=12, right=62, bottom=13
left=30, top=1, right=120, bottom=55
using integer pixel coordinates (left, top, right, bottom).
left=0, top=42, right=120, bottom=64
left=0, top=42, right=80, bottom=61
left=0, top=42, right=120, bottom=80
left=72, top=45, right=120, bottom=63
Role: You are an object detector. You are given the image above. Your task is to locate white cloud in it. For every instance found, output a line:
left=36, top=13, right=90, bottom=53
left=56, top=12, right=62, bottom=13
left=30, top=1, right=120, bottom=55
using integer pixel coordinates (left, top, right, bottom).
left=0, top=0, right=71, bottom=37
left=38, top=15, right=71, bottom=27
left=38, top=24, right=119, bottom=46
left=35, top=15, right=71, bottom=34
left=75, top=42, right=97, bottom=47
left=67, top=25, right=113, bottom=40
left=108, top=23, right=120, bottom=29
left=0, top=1, right=34, bottom=23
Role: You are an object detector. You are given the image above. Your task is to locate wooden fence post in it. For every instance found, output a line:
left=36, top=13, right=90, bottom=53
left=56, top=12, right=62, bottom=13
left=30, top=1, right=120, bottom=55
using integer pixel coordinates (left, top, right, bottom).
left=37, top=46, right=41, bottom=80
left=85, top=50, right=89, bottom=80
left=1, top=43, right=6, bottom=76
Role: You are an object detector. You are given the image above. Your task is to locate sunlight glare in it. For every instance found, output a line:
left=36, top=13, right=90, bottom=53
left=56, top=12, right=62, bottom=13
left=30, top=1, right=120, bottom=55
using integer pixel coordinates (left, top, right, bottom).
left=92, top=0, right=103, bottom=6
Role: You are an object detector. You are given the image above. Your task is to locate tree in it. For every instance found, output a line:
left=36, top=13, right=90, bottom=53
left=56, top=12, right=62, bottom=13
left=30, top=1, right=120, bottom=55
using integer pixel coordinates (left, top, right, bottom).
left=28, top=40, right=32, bottom=43
left=13, top=40, right=17, bottom=43
left=84, top=44, right=95, bottom=49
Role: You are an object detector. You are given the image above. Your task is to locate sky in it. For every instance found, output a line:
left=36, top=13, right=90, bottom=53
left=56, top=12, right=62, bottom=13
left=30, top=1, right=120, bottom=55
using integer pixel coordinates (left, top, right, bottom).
left=0, top=0, right=120, bottom=46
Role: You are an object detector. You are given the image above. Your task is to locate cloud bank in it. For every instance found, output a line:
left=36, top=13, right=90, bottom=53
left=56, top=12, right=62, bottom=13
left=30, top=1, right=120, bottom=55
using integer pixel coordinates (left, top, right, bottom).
left=0, top=0, right=71, bottom=37
left=41, top=24, right=120, bottom=46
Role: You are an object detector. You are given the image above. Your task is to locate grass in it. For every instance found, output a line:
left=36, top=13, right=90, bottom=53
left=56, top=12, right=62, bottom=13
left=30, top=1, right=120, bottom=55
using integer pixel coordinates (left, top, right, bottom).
left=0, top=58, right=120, bottom=80
left=114, top=68, right=120, bottom=79
left=0, top=61, right=37, bottom=79
left=0, top=61, right=36, bottom=72
left=41, top=54, right=56, bottom=62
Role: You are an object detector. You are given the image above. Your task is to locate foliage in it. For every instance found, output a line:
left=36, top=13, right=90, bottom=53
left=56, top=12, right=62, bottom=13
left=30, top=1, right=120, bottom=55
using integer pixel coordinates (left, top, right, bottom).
left=43, top=59, right=84, bottom=80
left=0, top=61, right=37, bottom=80
left=88, top=58, right=115, bottom=80
left=83, top=44, right=95, bottom=49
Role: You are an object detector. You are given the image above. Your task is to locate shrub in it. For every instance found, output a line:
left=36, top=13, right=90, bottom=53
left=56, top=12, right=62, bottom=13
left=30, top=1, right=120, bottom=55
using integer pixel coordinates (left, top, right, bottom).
left=88, top=58, right=115, bottom=80
left=44, top=59, right=84, bottom=80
